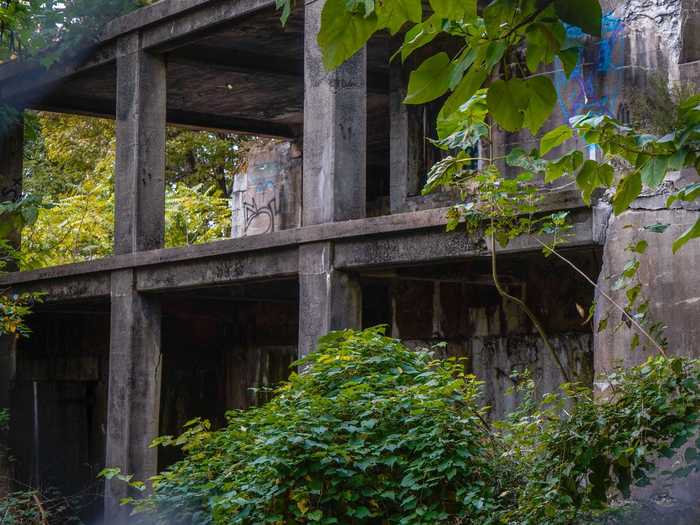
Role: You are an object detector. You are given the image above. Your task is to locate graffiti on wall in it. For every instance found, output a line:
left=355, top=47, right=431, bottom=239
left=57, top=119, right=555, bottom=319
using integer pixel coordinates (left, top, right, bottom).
left=244, top=196, right=277, bottom=234
left=231, top=141, right=301, bottom=238
left=554, top=14, right=627, bottom=121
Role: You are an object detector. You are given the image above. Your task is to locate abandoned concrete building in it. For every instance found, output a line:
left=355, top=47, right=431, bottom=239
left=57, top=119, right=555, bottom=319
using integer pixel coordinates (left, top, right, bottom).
left=0, top=0, right=699, bottom=523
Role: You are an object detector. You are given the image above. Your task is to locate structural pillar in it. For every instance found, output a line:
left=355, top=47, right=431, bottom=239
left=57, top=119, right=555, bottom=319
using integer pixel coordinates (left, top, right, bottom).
left=0, top=112, right=23, bottom=496
left=105, top=32, right=165, bottom=523
left=298, top=242, right=362, bottom=357
left=114, top=32, right=166, bottom=255
left=389, top=59, right=423, bottom=213
left=299, top=0, right=366, bottom=356
left=302, top=0, right=367, bottom=225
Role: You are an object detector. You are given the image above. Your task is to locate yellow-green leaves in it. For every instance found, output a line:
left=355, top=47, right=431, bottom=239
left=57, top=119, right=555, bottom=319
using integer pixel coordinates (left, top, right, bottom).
left=540, top=125, right=574, bottom=156
left=487, top=77, right=557, bottom=133
left=404, top=52, right=453, bottom=104
left=318, top=0, right=378, bottom=70
left=554, top=0, right=602, bottom=37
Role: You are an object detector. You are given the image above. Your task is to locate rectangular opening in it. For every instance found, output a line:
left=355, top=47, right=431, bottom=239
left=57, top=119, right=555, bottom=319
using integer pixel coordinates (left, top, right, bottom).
left=157, top=279, right=299, bottom=469
left=11, top=300, right=110, bottom=523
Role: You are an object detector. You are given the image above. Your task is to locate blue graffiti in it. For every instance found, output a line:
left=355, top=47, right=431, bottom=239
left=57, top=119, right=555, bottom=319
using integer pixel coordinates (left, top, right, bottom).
left=554, top=13, right=626, bottom=121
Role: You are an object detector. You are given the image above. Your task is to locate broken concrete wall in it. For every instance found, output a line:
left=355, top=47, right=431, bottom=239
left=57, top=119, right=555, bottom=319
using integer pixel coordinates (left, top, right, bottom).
left=231, top=140, right=302, bottom=237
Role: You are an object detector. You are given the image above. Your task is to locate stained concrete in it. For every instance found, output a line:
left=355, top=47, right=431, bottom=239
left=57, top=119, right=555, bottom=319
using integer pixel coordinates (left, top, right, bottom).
left=114, top=34, right=166, bottom=255
left=302, top=0, right=367, bottom=225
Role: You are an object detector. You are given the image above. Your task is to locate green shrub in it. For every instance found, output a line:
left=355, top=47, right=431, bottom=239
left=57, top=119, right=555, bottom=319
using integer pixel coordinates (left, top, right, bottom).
left=126, top=328, right=700, bottom=525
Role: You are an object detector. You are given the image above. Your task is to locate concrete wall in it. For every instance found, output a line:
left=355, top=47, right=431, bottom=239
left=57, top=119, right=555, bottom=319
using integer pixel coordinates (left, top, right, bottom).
left=231, top=140, right=302, bottom=237
left=589, top=1, right=700, bottom=522
left=361, top=250, right=599, bottom=419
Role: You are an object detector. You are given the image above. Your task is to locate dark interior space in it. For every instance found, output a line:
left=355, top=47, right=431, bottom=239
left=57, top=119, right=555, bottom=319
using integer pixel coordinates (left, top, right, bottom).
left=12, top=300, right=111, bottom=524
left=157, top=279, right=299, bottom=469
left=357, top=247, right=602, bottom=417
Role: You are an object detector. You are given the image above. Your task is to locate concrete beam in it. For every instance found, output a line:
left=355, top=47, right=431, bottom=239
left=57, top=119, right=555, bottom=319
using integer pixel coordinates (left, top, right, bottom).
left=114, top=34, right=166, bottom=255
left=0, top=43, right=116, bottom=106
left=140, top=0, right=275, bottom=51
left=334, top=208, right=599, bottom=270
left=104, top=269, right=162, bottom=523
left=302, top=0, right=367, bottom=225
left=298, top=242, right=362, bottom=357
left=136, top=247, right=298, bottom=292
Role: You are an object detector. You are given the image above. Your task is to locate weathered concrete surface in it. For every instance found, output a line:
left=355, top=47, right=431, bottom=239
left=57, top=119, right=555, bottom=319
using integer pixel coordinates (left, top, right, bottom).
left=136, top=246, right=298, bottom=292
left=104, top=270, right=162, bottom=524
left=231, top=140, right=302, bottom=237
left=114, top=33, right=166, bottom=255
left=381, top=249, right=598, bottom=419
left=303, top=0, right=367, bottom=225
left=298, top=242, right=362, bottom=357
left=595, top=205, right=700, bottom=370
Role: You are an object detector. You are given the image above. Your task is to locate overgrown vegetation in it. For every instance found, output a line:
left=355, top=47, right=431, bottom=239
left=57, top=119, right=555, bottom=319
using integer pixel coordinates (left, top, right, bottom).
left=2, top=0, right=700, bottom=523
left=108, top=328, right=700, bottom=524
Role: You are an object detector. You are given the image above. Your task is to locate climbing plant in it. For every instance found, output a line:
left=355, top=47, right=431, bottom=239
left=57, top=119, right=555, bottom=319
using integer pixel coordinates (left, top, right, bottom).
left=298, top=0, right=700, bottom=356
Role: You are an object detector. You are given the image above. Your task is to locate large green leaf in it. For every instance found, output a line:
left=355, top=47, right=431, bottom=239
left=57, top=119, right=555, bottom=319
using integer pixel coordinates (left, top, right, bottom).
left=673, top=218, right=700, bottom=253
left=429, top=0, right=476, bottom=19
left=404, top=52, right=453, bottom=104
left=544, top=149, right=583, bottom=182
left=318, top=0, right=378, bottom=70
left=540, top=125, right=573, bottom=155
left=554, top=0, right=602, bottom=37
left=487, top=78, right=529, bottom=132
left=377, top=0, right=422, bottom=34
left=612, top=171, right=642, bottom=215
left=523, top=76, right=557, bottom=134
left=399, top=14, right=442, bottom=62
left=483, top=0, right=517, bottom=38
left=640, top=155, right=670, bottom=188
left=442, top=68, right=488, bottom=118
left=526, top=21, right=566, bottom=73
left=576, top=160, right=613, bottom=204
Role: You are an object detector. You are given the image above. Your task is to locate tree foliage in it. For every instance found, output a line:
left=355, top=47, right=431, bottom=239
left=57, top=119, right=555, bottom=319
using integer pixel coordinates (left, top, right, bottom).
left=14, top=112, right=245, bottom=269
left=113, top=328, right=700, bottom=524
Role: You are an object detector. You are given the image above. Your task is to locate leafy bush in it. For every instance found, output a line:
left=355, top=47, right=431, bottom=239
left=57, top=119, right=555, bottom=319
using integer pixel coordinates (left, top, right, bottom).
left=122, top=328, right=700, bottom=525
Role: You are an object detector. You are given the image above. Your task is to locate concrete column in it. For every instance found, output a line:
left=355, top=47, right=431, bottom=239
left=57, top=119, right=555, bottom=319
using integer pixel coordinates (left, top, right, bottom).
left=114, top=32, right=166, bottom=255
left=0, top=112, right=23, bottom=496
left=389, top=60, right=423, bottom=214
left=105, top=269, right=162, bottom=523
left=302, top=0, right=367, bottom=225
left=106, top=32, right=165, bottom=523
left=298, top=242, right=362, bottom=357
